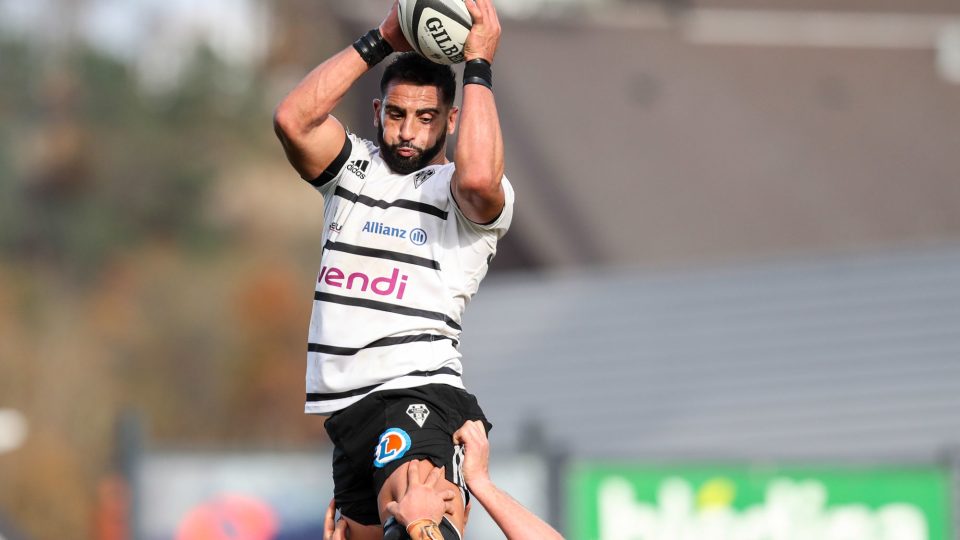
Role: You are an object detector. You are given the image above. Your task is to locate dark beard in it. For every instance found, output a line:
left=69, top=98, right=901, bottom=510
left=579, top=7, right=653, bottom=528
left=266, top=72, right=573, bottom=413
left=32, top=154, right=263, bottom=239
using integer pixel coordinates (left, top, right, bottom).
left=377, top=123, right=446, bottom=175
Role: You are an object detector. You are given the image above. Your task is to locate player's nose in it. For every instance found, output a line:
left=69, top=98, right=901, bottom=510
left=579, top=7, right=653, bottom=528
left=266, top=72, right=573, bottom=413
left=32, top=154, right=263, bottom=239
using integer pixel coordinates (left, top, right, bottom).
left=399, top=116, right=416, bottom=141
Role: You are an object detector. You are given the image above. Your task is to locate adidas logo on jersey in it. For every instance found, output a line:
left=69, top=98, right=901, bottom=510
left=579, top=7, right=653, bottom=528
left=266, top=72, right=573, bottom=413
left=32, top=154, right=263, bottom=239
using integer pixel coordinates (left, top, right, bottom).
left=347, top=159, right=369, bottom=179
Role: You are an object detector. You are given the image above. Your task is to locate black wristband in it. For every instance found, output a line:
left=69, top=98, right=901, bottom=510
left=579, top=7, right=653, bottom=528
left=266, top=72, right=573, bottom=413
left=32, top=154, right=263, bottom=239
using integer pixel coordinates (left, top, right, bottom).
left=463, top=59, right=493, bottom=90
left=353, top=28, right=393, bottom=67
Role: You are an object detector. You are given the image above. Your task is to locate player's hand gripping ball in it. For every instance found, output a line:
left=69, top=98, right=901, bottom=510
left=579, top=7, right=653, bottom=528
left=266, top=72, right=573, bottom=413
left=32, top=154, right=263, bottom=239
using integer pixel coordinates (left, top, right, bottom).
left=398, top=0, right=473, bottom=64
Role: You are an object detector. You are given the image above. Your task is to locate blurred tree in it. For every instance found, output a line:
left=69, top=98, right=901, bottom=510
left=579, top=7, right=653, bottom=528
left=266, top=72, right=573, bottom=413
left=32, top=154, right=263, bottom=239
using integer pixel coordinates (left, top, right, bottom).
left=0, top=3, right=342, bottom=534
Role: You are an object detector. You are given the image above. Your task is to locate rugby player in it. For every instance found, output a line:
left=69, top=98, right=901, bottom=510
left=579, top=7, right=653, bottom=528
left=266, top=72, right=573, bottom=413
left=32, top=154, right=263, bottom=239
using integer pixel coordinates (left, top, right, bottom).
left=273, top=0, right=509, bottom=538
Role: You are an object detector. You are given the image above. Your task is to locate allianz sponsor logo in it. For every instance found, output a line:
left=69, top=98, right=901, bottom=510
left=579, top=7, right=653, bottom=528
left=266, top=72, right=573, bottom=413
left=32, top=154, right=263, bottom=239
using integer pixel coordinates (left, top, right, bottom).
left=318, top=265, right=409, bottom=300
left=363, top=221, right=428, bottom=246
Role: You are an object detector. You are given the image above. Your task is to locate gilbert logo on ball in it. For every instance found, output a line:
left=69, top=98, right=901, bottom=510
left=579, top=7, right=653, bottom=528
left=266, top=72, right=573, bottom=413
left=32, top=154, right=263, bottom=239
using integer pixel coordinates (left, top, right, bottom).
left=398, top=0, right=472, bottom=65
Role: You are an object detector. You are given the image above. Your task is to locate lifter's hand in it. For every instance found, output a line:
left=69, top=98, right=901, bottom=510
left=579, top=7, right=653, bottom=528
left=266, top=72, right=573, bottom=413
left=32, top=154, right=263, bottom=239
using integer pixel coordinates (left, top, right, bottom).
left=385, top=461, right=457, bottom=527
left=323, top=499, right=349, bottom=540
left=452, top=420, right=492, bottom=490
left=379, top=1, right=414, bottom=52
left=462, top=0, right=501, bottom=63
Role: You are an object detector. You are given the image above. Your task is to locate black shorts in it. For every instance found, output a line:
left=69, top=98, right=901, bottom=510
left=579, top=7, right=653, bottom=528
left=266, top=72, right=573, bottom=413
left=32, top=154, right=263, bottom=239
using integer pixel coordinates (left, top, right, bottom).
left=323, top=384, right=492, bottom=526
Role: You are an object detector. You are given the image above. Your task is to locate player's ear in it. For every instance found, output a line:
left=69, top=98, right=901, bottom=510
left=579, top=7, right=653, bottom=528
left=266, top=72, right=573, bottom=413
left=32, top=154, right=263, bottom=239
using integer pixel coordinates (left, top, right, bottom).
left=447, top=106, right=459, bottom=135
left=373, top=98, right=382, bottom=127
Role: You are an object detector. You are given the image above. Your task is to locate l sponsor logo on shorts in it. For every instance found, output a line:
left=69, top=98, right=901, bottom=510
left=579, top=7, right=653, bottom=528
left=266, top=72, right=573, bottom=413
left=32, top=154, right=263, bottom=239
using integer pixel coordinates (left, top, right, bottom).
left=406, top=404, right=430, bottom=428
left=374, top=427, right=411, bottom=468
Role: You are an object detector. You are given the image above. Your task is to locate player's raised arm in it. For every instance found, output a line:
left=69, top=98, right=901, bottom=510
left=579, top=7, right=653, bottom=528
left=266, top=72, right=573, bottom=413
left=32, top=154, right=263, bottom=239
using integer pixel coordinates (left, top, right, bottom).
left=273, top=2, right=412, bottom=181
left=452, top=0, right=506, bottom=224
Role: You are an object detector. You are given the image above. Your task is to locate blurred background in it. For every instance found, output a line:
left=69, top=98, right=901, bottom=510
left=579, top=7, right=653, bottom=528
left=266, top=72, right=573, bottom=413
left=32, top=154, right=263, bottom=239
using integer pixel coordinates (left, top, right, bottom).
left=1, top=0, right=959, bottom=538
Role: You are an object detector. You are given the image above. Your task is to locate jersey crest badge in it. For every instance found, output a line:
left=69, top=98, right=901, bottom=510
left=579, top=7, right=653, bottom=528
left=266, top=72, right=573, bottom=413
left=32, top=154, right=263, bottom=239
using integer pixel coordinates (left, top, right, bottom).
left=374, top=428, right=411, bottom=468
left=413, top=169, right=435, bottom=188
left=406, top=404, right=430, bottom=428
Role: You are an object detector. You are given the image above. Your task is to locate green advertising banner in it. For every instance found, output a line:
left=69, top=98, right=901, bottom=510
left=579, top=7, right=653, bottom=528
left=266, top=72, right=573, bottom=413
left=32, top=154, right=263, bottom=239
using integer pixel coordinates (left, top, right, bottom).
left=569, top=464, right=953, bottom=540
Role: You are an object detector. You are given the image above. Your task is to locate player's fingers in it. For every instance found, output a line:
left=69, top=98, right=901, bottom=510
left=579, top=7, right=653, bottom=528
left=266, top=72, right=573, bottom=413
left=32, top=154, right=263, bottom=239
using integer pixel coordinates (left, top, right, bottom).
left=461, top=421, right=481, bottom=444
left=454, top=420, right=480, bottom=438
left=407, top=459, right=423, bottom=486
left=425, top=464, right=443, bottom=488
left=385, top=500, right=399, bottom=516
left=432, top=465, right=447, bottom=488
left=454, top=421, right=475, bottom=445
left=420, top=460, right=439, bottom=485
left=464, top=0, right=484, bottom=25
left=473, top=420, right=489, bottom=441
left=333, top=517, right=348, bottom=540
left=488, top=9, right=499, bottom=28
left=324, top=499, right=336, bottom=539
left=474, top=0, right=495, bottom=24
left=472, top=423, right=490, bottom=451
left=487, top=0, right=501, bottom=26
left=440, top=489, right=457, bottom=515
left=325, top=498, right=336, bottom=521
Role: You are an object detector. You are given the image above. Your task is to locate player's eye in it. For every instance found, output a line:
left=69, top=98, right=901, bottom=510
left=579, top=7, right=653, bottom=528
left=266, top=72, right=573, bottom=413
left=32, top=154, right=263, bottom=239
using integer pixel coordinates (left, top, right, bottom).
left=419, top=115, right=434, bottom=124
left=388, top=111, right=403, bottom=120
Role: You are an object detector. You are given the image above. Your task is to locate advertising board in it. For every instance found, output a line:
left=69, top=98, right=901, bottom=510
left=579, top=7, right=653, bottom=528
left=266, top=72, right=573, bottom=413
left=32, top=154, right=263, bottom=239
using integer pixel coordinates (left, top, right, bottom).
left=569, top=464, right=953, bottom=540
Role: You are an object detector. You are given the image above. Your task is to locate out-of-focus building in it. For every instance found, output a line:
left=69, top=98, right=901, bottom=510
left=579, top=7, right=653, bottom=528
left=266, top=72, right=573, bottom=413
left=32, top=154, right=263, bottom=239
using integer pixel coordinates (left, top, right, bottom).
left=329, top=0, right=960, bottom=273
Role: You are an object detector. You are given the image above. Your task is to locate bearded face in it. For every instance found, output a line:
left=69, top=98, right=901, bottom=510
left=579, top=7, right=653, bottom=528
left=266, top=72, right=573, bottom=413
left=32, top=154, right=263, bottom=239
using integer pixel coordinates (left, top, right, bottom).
left=377, top=121, right=446, bottom=176
left=374, top=82, right=454, bottom=175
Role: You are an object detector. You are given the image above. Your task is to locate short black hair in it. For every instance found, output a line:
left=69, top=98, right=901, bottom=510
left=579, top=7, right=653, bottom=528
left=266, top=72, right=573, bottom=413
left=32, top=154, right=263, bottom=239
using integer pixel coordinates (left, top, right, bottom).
left=380, top=52, right=456, bottom=108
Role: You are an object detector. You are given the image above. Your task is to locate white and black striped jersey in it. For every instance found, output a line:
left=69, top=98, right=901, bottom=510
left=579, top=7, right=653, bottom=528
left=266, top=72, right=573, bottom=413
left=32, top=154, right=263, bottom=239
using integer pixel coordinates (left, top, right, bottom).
left=301, top=132, right=514, bottom=414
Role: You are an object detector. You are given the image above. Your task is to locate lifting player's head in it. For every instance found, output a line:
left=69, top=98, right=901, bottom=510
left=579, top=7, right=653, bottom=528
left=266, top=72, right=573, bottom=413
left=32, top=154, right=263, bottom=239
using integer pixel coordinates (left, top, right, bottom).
left=375, top=52, right=458, bottom=175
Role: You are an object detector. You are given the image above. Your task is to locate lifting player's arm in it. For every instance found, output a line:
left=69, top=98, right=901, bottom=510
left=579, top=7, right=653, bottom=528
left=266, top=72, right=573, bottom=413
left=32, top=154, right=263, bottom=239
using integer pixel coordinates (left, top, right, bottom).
left=453, top=421, right=565, bottom=540
left=452, top=0, right=506, bottom=224
left=273, top=3, right=412, bottom=181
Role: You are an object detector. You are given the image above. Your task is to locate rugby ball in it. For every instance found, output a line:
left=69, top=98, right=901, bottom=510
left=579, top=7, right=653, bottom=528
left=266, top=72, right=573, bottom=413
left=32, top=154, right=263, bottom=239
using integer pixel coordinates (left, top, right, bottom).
left=398, top=0, right=472, bottom=65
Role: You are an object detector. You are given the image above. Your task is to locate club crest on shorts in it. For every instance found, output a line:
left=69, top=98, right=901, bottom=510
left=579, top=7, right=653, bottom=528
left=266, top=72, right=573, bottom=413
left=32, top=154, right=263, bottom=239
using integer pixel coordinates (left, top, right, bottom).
left=374, top=428, right=411, bottom=468
left=406, top=403, right=430, bottom=428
